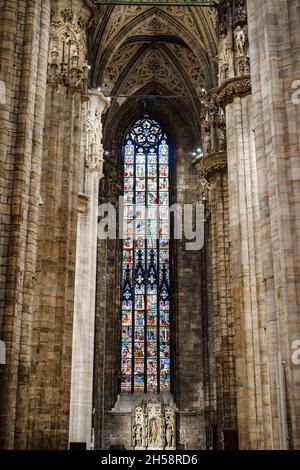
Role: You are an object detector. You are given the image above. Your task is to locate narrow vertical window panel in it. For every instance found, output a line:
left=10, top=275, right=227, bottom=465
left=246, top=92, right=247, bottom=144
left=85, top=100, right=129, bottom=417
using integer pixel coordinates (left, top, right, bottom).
left=121, top=116, right=170, bottom=393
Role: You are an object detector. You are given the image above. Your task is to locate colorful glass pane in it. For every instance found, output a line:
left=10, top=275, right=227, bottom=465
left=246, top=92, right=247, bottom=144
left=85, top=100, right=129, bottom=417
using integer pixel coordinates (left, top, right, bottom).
left=135, top=312, right=145, bottom=327
left=147, top=375, right=157, bottom=391
left=121, top=359, right=131, bottom=390
left=122, top=343, right=131, bottom=358
left=159, top=193, right=169, bottom=206
left=124, top=178, right=134, bottom=191
left=147, top=358, right=157, bottom=375
left=147, top=343, right=157, bottom=357
left=122, top=310, right=132, bottom=325
left=160, top=344, right=170, bottom=358
left=124, top=192, right=134, bottom=205
left=121, top=116, right=171, bottom=392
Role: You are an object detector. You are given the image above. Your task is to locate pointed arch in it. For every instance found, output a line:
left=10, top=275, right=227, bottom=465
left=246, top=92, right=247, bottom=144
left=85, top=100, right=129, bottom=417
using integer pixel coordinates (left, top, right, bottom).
left=90, top=6, right=218, bottom=89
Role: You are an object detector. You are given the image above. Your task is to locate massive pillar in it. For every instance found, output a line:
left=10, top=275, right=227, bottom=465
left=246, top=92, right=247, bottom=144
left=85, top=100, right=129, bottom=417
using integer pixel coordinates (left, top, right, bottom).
left=69, top=89, right=109, bottom=449
left=196, top=92, right=237, bottom=448
left=247, top=0, right=300, bottom=450
left=0, top=0, right=51, bottom=449
left=25, top=0, right=95, bottom=449
left=215, top=0, right=273, bottom=449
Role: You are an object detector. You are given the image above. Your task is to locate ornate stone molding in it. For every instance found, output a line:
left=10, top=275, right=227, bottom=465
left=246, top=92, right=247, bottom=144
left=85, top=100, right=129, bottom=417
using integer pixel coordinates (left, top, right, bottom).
left=193, top=152, right=227, bottom=181
left=201, top=91, right=226, bottom=157
left=86, top=89, right=110, bottom=175
left=217, top=0, right=250, bottom=87
left=132, top=401, right=176, bottom=451
left=193, top=151, right=227, bottom=220
left=47, top=1, right=94, bottom=99
left=216, top=75, right=251, bottom=107
left=192, top=157, right=211, bottom=211
left=204, top=151, right=227, bottom=179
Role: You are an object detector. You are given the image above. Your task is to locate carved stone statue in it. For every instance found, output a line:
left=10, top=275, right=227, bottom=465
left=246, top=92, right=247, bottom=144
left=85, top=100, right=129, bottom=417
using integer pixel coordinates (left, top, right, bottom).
left=136, top=425, right=143, bottom=447
left=132, top=401, right=176, bottom=450
left=234, top=25, right=246, bottom=57
left=149, top=418, right=159, bottom=447
left=216, top=113, right=226, bottom=152
left=202, top=122, right=212, bottom=156
left=198, top=174, right=211, bottom=204
left=166, top=424, right=173, bottom=448
left=217, top=125, right=226, bottom=152
left=219, top=34, right=229, bottom=65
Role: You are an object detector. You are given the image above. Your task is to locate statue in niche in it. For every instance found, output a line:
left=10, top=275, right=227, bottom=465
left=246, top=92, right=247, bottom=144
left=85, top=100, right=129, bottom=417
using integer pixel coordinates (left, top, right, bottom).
left=149, top=418, right=159, bottom=447
left=217, top=125, right=226, bottom=152
left=234, top=25, right=247, bottom=57
left=216, top=113, right=226, bottom=152
left=164, top=406, right=176, bottom=450
left=135, top=425, right=143, bottom=448
left=166, top=424, right=173, bottom=448
left=202, top=122, right=212, bottom=156
left=133, top=406, right=144, bottom=449
left=209, top=94, right=219, bottom=117
left=198, top=173, right=211, bottom=205
left=219, top=34, right=229, bottom=66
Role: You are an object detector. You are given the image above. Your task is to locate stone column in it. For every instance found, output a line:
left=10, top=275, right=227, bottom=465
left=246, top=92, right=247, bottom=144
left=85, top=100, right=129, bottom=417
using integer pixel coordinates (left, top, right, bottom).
left=207, top=158, right=237, bottom=435
left=0, top=0, right=51, bottom=449
left=247, top=0, right=300, bottom=450
left=196, top=92, right=237, bottom=444
left=215, top=0, right=273, bottom=450
left=26, top=0, right=95, bottom=449
left=69, top=90, right=109, bottom=448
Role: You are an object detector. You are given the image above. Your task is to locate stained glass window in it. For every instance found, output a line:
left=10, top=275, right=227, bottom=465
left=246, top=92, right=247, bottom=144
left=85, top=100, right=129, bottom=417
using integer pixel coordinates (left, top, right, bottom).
left=121, top=116, right=171, bottom=393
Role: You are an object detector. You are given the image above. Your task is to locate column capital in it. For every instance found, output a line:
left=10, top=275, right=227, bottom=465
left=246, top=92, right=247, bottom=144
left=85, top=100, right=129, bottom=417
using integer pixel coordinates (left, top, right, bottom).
left=47, top=1, right=96, bottom=98
left=86, top=89, right=111, bottom=175
left=88, top=89, right=111, bottom=115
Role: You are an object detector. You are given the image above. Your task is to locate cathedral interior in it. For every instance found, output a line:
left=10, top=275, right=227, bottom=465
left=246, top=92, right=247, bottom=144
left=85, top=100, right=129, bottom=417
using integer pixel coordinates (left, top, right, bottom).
left=0, top=0, right=300, bottom=451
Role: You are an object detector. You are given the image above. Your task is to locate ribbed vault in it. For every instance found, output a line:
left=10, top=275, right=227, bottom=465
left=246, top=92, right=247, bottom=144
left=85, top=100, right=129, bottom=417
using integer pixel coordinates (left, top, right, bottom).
left=88, top=4, right=218, bottom=136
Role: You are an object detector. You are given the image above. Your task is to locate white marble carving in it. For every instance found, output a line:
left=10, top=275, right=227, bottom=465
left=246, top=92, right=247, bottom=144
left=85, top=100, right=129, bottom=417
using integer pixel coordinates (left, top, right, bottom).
left=132, top=401, right=176, bottom=450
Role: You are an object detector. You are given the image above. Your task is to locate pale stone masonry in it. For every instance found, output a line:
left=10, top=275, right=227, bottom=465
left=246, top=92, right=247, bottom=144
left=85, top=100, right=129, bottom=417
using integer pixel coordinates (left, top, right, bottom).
left=226, top=94, right=273, bottom=449
left=247, top=0, right=300, bottom=450
left=69, top=89, right=110, bottom=447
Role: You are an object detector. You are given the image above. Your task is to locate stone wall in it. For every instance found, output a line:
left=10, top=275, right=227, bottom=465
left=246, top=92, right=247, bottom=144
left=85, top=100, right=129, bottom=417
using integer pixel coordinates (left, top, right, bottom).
left=225, top=93, right=273, bottom=449
left=247, top=0, right=300, bottom=449
left=207, top=160, right=237, bottom=432
left=174, top=144, right=205, bottom=423
left=25, top=1, right=95, bottom=449
left=0, top=0, right=96, bottom=450
left=0, top=0, right=50, bottom=449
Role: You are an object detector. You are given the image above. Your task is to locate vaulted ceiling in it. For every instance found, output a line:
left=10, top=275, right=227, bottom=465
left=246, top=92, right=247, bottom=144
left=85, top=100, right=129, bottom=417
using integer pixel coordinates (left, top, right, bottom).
left=88, top=4, right=218, bottom=138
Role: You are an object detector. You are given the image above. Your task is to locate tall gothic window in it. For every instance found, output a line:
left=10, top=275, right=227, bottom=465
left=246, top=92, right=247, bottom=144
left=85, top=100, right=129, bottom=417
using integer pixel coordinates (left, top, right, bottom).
left=121, top=116, right=171, bottom=393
